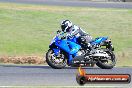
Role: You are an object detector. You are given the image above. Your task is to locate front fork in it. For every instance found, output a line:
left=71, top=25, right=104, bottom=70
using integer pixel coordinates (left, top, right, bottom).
left=52, top=48, right=73, bottom=65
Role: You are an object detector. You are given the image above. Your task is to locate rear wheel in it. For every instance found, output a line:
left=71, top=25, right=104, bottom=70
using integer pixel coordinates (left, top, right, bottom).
left=96, top=50, right=116, bottom=69
left=46, top=49, right=67, bottom=69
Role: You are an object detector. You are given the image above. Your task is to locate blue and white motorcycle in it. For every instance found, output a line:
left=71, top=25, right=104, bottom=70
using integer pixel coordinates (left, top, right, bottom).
left=46, top=30, right=116, bottom=69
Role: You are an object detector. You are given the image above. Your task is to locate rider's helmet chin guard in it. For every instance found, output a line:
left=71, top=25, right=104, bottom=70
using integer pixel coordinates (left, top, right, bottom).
left=61, top=20, right=72, bottom=33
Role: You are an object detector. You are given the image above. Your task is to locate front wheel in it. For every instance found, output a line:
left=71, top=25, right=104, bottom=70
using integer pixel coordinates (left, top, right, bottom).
left=96, top=50, right=116, bottom=69
left=46, top=49, right=67, bottom=69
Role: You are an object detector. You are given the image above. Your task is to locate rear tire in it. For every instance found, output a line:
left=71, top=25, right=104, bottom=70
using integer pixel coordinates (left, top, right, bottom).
left=46, top=49, right=66, bottom=69
left=96, top=50, right=116, bottom=69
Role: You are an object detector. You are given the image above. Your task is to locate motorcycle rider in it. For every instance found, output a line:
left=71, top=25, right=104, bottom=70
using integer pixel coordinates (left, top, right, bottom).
left=61, top=20, right=93, bottom=48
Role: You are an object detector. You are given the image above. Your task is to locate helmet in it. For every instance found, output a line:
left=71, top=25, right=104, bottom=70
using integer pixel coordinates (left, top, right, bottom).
left=61, top=20, right=72, bottom=33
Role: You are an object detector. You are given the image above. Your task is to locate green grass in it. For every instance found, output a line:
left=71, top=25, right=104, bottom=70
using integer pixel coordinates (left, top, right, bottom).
left=0, top=3, right=132, bottom=66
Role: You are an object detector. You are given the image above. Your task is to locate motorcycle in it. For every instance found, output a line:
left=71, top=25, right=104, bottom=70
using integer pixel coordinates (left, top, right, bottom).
left=46, top=30, right=116, bottom=69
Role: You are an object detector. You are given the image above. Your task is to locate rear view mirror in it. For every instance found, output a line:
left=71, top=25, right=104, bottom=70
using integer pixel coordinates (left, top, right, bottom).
left=57, top=30, right=61, bottom=34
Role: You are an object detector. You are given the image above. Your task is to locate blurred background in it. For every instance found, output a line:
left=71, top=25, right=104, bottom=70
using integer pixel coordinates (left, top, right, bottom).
left=0, top=0, right=131, bottom=66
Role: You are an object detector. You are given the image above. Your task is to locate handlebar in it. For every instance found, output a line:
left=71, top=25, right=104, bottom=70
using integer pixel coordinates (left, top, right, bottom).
left=56, top=30, right=75, bottom=40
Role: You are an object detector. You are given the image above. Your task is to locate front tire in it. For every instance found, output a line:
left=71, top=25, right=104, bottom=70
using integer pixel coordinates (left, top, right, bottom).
left=46, top=49, right=67, bottom=69
left=96, top=50, right=116, bottom=69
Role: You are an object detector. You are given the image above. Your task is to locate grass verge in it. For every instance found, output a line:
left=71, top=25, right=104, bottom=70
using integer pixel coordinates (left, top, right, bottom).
left=0, top=2, right=132, bottom=66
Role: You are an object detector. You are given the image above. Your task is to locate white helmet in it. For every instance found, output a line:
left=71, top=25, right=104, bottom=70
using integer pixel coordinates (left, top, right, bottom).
left=61, top=20, right=72, bottom=32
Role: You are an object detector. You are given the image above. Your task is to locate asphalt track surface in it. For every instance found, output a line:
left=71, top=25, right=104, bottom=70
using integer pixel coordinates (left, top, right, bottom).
left=0, top=0, right=132, bottom=9
left=0, top=65, right=131, bottom=87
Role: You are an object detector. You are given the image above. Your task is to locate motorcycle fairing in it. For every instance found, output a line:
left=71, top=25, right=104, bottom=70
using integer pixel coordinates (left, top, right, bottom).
left=55, top=40, right=81, bottom=54
left=53, top=48, right=60, bottom=56
left=49, top=36, right=81, bottom=62
left=91, top=37, right=108, bottom=45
